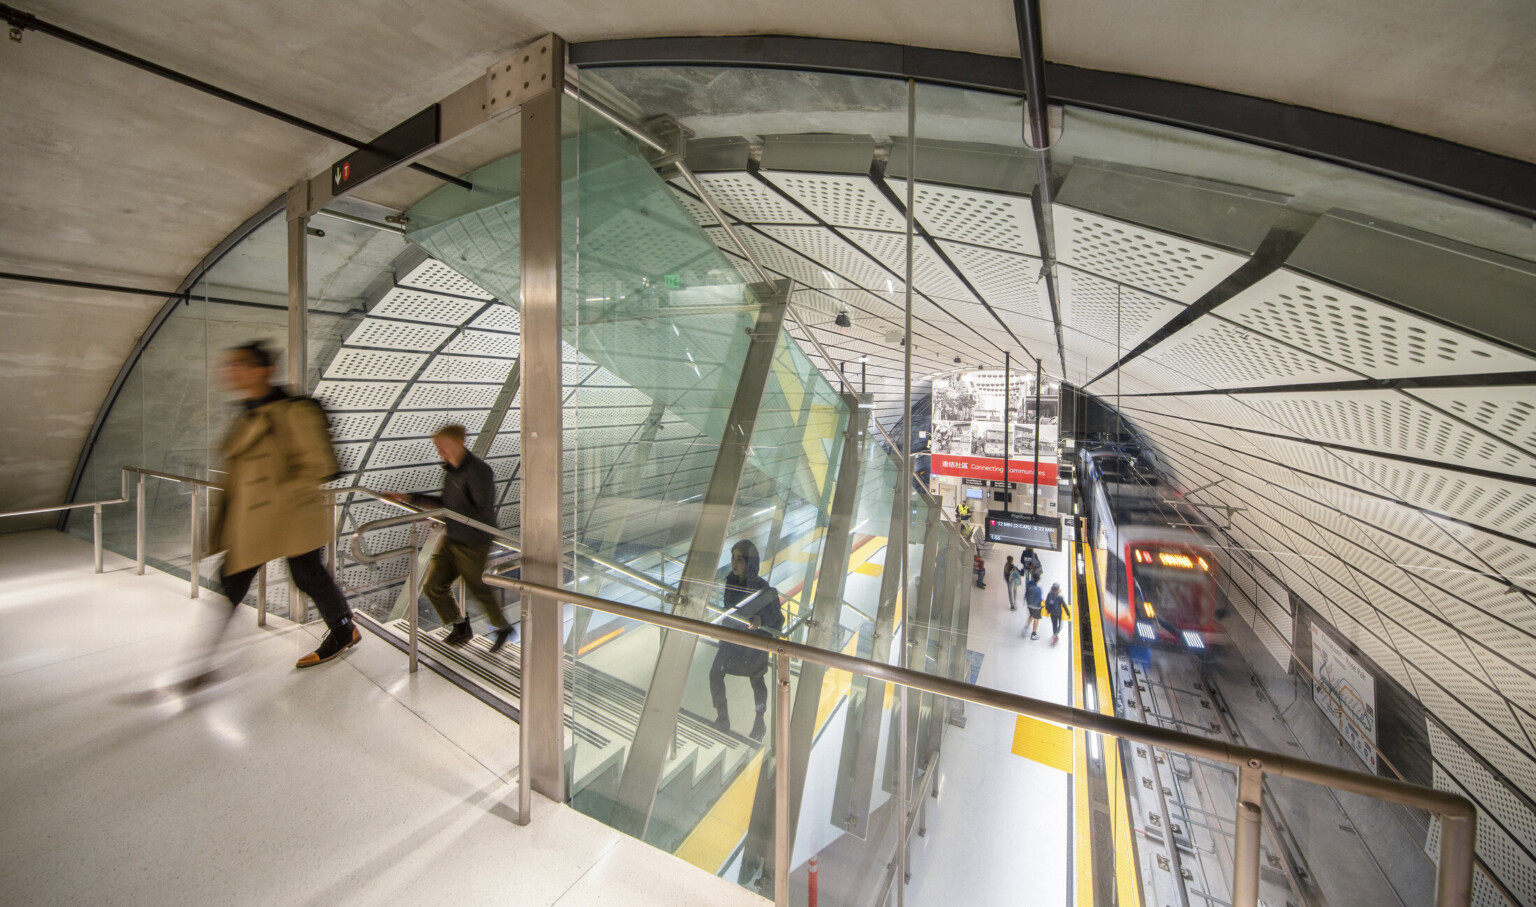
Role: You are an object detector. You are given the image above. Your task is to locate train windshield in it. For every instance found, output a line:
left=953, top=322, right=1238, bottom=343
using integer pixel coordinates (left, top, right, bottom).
left=1133, top=564, right=1216, bottom=626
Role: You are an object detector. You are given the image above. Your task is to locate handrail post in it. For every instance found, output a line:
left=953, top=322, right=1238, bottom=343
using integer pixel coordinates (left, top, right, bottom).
left=329, top=491, right=340, bottom=579
left=1231, top=760, right=1264, bottom=907
left=407, top=522, right=419, bottom=674
left=774, top=647, right=792, bottom=907
left=135, top=472, right=146, bottom=575
left=1437, top=813, right=1476, bottom=907
left=188, top=487, right=200, bottom=599
left=92, top=503, right=103, bottom=573
left=257, top=563, right=267, bottom=627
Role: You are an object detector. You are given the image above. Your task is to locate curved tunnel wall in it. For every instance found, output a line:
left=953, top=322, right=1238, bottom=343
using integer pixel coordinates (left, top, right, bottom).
left=64, top=63, right=1536, bottom=904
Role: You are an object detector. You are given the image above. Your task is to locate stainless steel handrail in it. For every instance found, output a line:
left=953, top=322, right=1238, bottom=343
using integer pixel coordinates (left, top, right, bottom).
left=0, top=482, right=129, bottom=574
left=485, top=574, right=1476, bottom=907
left=345, top=485, right=672, bottom=595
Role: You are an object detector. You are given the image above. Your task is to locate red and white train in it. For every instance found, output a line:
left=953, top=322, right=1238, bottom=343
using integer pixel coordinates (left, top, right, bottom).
left=1078, top=448, right=1226, bottom=652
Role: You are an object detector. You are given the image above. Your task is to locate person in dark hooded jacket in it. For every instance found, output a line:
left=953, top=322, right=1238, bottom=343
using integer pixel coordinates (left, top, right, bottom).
left=708, top=539, right=783, bottom=741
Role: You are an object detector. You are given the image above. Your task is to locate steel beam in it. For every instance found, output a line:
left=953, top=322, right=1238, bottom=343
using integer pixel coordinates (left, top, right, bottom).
left=518, top=35, right=568, bottom=805
left=832, top=463, right=927, bottom=836
left=611, top=279, right=791, bottom=839
left=569, top=400, right=667, bottom=655
left=752, top=394, right=866, bottom=858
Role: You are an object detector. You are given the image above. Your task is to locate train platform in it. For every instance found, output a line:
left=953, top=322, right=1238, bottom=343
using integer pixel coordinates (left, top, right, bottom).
left=0, top=529, right=765, bottom=907
left=903, top=533, right=1077, bottom=905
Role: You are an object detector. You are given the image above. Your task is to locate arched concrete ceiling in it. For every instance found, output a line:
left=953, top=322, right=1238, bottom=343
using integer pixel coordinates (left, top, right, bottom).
left=1, top=0, right=1533, bottom=520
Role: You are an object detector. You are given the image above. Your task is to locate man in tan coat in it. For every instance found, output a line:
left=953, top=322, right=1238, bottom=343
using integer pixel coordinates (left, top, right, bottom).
left=209, top=341, right=359, bottom=669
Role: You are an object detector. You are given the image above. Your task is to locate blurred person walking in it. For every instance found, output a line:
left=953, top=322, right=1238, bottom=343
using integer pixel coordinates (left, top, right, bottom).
left=1044, top=583, right=1069, bottom=643
left=207, top=340, right=358, bottom=673
left=1024, top=578, right=1044, bottom=640
left=386, top=424, right=514, bottom=652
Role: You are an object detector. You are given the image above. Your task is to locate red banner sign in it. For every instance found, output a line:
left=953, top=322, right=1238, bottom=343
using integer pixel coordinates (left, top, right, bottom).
left=931, top=455, right=1058, bottom=485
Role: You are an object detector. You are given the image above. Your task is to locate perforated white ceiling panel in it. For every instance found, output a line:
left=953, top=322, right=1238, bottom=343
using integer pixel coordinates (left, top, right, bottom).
left=1213, top=270, right=1536, bottom=379
left=887, top=179, right=1040, bottom=256
left=694, top=172, right=815, bottom=224
left=1141, top=317, right=1360, bottom=390
left=370, top=287, right=485, bottom=325
left=1059, top=267, right=1186, bottom=350
left=761, top=171, right=905, bottom=232
left=345, top=320, right=455, bottom=351
left=1054, top=204, right=1248, bottom=304
left=937, top=241, right=1045, bottom=319
left=844, top=229, right=978, bottom=304
left=1406, top=386, right=1536, bottom=456
left=397, top=258, right=495, bottom=300
left=1229, top=390, right=1536, bottom=479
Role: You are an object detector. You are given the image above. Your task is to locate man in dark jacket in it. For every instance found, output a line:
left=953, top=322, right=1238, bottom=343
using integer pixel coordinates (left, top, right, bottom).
left=709, top=539, right=783, bottom=741
left=387, top=424, right=513, bottom=651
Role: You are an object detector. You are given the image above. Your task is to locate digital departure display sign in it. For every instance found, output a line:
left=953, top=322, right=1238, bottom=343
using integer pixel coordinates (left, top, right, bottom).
left=984, top=512, right=1060, bottom=549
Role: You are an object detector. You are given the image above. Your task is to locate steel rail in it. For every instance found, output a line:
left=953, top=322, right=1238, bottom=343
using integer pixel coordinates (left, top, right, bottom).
left=485, top=574, right=1477, bottom=907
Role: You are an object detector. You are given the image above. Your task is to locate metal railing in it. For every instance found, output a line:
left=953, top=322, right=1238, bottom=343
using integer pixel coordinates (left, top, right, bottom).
left=0, top=467, right=129, bottom=574
left=483, top=574, right=1477, bottom=907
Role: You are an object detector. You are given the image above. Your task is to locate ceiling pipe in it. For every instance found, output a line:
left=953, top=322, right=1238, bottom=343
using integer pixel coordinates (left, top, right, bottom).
left=1011, top=0, right=1068, bottom=381
left=0, top=2, right=470, bottom=190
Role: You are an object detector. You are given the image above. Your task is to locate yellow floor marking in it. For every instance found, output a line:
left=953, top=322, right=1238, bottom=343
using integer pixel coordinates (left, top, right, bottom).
left=675, top=750, right=765, bottom=872
left=1011, top=714, right=1074, bottom=774
left=1073, top=544, right=1094, bottom=907
left=1082, top=542, right=1144, bottom=907
left=576, top=627, right=624, bottom=656
left=852, top=562, right=884, bottom=576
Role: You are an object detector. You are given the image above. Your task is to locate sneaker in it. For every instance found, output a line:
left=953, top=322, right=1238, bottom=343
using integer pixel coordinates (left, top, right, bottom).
left=1010, top=605, right=1017, bottom=611
left=490, top=625, right=516, bottom=653
left=1051, top=634, right=1059, bottom=643
left=712, top=713, right=731, bottom=733
left=296, top=624, right=361, bottom=668
left=749, top=713, right=767, bottom=742
left=1030, top=632, right=1039, bottom=640
left=444, top=621, right=473, bottom=646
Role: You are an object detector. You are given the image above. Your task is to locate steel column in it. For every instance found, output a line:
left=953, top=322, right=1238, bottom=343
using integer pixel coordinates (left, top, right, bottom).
left=407, top=522, right=420, bottom=673
left=187, top=487, right=200, bottom=598
left=92, top=503, right=103, bottom=573
left=760, top=394, right=866, bottom=855
left=1232, top=763, right=1265, bottom=907
left=257, top=563, right=267, bottom=627
left=285, top=206, right=308, bottom=395
left=612, top=279, right=791, bottom=838
left=135, top=473, right=145, bottom=575
left=1032, top=359, right=1042, bottom=517
left=774, top=650, right=792, bottom=907
left=518, top=34, right=568, bottom=804
left=832, top=495, right=932, bottom=836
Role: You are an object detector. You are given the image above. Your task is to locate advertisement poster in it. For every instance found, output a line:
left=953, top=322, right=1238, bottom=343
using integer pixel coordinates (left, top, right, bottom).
left=1311, top=624, right=1378, bottom=771
left=930, top=370, right=1059, bottom=479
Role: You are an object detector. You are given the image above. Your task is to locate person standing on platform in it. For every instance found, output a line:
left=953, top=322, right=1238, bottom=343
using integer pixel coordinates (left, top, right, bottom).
left=709, top=540, right=784, bottom=741
left=208, top=340, right=359, bottom=672
left=1004, top=555, right=1022, bottom=610
left=1020, top=546, right=1043, bottom=584
left=1044, top=583, right=1069, bottom=643
left=386, top=424, right=514, bottom=652
left=1024, top=578, right=1044, bottom=640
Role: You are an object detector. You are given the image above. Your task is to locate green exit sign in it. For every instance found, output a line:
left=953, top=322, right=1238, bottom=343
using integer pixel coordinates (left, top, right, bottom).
left=662, top=274, right=684, bottom=289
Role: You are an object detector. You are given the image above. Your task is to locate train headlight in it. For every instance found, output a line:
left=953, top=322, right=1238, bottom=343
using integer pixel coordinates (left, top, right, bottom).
left=1197, top=556, right=1210, bottom=572
left=1182, top=630, right=1206, bottom=650
left=1142, top=600, right=1156, bottom=618
left=1136, top=622, right=1157, bottom=641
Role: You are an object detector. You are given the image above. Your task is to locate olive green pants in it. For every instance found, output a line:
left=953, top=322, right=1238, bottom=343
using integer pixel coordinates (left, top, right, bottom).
left=423, top=538, right=509, bottom=630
